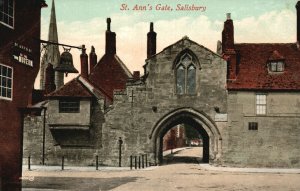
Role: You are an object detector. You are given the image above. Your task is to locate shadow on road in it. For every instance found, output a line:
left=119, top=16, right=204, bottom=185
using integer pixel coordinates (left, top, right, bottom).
left=163, top=147, right=203, bottom=165
left=22, top=177, right=140, bottom=191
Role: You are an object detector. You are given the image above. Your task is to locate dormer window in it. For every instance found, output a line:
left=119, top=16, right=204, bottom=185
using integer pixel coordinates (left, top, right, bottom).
left=269, top=61, right=284, bottom=72
left=268, top=50, right=285, bottom=73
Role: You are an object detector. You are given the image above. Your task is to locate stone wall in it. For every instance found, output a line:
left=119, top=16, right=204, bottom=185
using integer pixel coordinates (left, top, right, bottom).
left=47, top=99, right=91, bottom=125
left=224, top=91, right=300, bottom=167
left=23, top=99, right=106, bottom=166
left=101, top=38, right=228, bottom=166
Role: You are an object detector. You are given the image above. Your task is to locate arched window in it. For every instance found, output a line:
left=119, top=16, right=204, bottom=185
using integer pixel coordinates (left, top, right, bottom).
left=176, top=65, right=185, bottom=94
left=187, top=65, right=196, bottom=94
left=175, top=53, right=197, bottom=95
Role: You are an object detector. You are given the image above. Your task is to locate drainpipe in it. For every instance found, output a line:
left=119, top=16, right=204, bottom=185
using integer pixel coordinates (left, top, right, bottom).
left=42, top=107, right=47, bottom=165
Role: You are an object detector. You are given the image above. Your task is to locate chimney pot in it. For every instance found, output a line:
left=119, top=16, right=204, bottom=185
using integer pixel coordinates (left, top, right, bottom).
left=150, top=22, right=154, bottom=32
left=226, top=13, right=231, bottom=20
left=107, top=18, right=111, bottom=31
left=105, top=18, right=116, bottom=55
left=296, top=1, right=300, bottom=9
left=147, top=22, right=157, bottom=58
left=89, top=46, right=97, bottom=74
left=133, top=71, right=140, bottom=80
left=80, top=45, right=89, bottom=79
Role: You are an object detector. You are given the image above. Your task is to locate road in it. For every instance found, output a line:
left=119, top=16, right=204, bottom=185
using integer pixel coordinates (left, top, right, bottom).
left=22, top=147, right=300, bottom=191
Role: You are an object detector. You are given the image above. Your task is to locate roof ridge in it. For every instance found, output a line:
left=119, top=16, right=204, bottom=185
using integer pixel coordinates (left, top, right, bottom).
left=235, top=42, right=295, bottom=45
left=47, top=77, right=78, bottom=96
left=146, top=37, right=222, bottom=61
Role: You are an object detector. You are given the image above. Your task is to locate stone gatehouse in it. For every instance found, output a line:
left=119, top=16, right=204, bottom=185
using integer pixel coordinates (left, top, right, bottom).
left=23, top=2, right=300, bottom=168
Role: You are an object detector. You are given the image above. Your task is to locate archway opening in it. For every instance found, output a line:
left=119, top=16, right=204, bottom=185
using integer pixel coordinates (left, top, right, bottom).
left=156, top=115, right=209, bottom=165
left=162, top=124, right=206, bottom=164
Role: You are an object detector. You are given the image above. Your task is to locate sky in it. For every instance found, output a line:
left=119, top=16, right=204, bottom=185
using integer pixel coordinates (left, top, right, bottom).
left=36, top=0, right=299, bottom=87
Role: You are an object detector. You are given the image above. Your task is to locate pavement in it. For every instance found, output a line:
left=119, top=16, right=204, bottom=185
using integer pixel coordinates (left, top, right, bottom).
left=199, top=164, right=300, bottom=174
left=23, top=147, right=300, bottom=175
left=21, top=148, right=300, bottom=191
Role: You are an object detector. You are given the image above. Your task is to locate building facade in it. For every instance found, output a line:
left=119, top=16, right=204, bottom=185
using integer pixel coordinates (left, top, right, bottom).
left=163, top=125, right=186, bottom=151
left=0, top=0, right=44, bottom=190
left=23, top=2, right=300, bottom=169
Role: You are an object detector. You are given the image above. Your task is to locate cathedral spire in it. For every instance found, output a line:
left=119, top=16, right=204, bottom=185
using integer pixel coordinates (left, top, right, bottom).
left=48, top=0, right=59, bottom=43
left=40, top=0, right=64, bottom=90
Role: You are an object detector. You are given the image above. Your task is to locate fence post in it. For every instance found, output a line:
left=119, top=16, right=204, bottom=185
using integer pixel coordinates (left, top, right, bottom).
left=61, top=156, right=64, bottom=170
left=28, top=156, right=31, bottom=170
left=134, top=156, right=137, bottom=169
left=130, top=155, right=133, bottom=170
left=138, top=156, right=141, bottom=169
left=146, top=154, right=148, bottom=167
left=118, top=137, right=123, bottom=167
left=142, top=155, right=144, bottom=168
left=96, top=155, right=99, bottom=170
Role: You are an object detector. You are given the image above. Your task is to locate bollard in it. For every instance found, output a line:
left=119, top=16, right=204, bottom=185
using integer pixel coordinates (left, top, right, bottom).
left=118, top=137, right=123, bottom=167
left=96, top=155, right=99, bottom=170
left=28, top=156, right=31, bottom=170
left=142, top=155, right=144, bottom=168
left=145, top=154, right=148, bottom=167
left=138, top=156, right=141, bottom=169
left=61, top=156, right=64, bottom=170
left=134, top=156, right=137, bottom=169
left=130, top=155, right=133, bottom=170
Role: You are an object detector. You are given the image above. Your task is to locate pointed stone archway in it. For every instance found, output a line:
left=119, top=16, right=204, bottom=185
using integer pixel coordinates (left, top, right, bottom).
left=149, top=108, right=222, bottom=165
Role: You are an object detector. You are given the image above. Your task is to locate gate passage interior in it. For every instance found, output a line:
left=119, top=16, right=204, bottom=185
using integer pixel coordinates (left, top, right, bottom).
left=150, top=108, right=222, bottom=165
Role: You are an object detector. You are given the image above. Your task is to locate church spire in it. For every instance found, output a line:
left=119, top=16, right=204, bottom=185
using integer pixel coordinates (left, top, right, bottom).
left=40, top=0, right=64, bottom=90
left=48, top=0, right=59, bottom=43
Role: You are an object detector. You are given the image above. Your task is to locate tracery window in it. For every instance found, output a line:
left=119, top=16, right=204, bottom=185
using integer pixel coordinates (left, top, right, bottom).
left=175, top=53, right=196, bottom=95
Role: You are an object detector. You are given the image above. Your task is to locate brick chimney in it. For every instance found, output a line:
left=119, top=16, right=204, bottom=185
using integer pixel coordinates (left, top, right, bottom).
left=222, top=13, right=237, bottom=80
left=105, top=18, right=116, bottom=55
left=80, top=45, right=88, bottom=79
left=296, top=1, right=300, bottom=44
left=133, top=71, right=140, bottom=80
left=89, top=46, right=97, bottom=74
left=222, top=13, right=234, bottom=53
left=147, top=22, right=157, bottom=58
left=44, top=63, right=56, bottom=94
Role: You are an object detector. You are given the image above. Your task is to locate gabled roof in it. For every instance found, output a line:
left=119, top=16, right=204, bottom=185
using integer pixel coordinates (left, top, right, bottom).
left=47, top=77, right=94, bottom=98
left=47, top=75, right=113, bottom=104
left=89, top=54, right=133, bottom=98
left=146, top=36, right=223, bottom=61
left=227, top=43, right=300, bottom=91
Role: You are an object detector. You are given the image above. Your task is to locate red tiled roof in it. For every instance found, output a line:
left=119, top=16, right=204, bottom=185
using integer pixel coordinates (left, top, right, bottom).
left=47, top=78, right=93, bottom=98
left=89, top=54, right=132, bottom=98
left=227, top=43, right=300, bottom=91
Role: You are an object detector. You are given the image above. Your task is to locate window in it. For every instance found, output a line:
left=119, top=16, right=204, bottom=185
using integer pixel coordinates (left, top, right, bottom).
left=256, top=94, right=266, bottom=115
left=248, top=122, right=258, bottom=130
left=176, top=65, right=185, bottom=94
left=187, top=65, right=196, bottom=94
left=0, top=64, right=13, bottom=100
left=269, top=61, right=284, bottom=72
left=59, top=100, right=80, bottom=113
left=0, top=0, right=14, bottom=28
left=176, top=53, right=196, bottom=95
